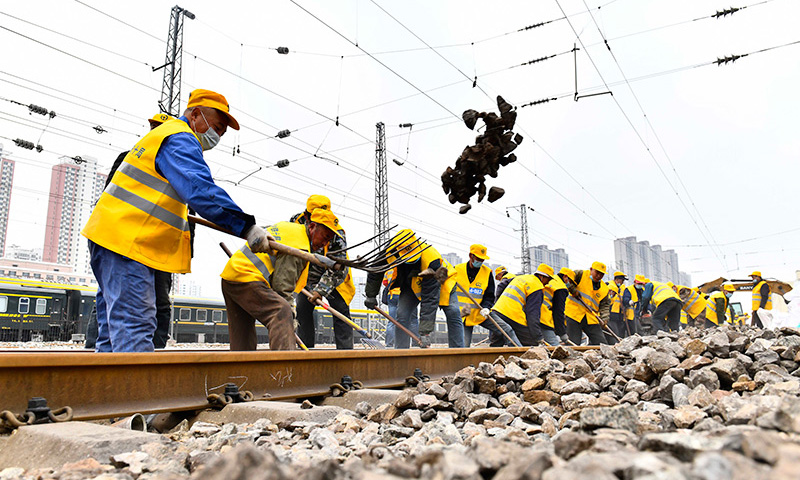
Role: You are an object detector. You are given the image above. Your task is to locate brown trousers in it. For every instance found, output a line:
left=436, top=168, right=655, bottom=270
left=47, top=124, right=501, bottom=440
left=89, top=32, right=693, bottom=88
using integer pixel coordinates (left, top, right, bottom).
left=221, top=279, right=296, bottom=351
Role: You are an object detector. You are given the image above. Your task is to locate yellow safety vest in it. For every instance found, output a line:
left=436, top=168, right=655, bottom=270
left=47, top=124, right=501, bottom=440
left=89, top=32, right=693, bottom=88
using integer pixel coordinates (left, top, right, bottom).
left=650, top=281, right=680, bottom=307
left=292, top=213, right=355, bottom=304
left=455, top=263, right=491, bottom=326
left=680, top=309, right=688, bottom=324
left=541, top=276, right=567, bottom=328
left=220, top=222, right=309, bottom=292
left=493, top=274, right=544, bottom=326
left=409, top=245, right=457, bottom=306
left=705, top=291, right=728, bottom=325
left=83, top=119, right=194, bottom=273
left=752, top=280, right=772, bottom=311
left=384, top=269, right=400, bottom=296
left=565, top=271, right=609, bottom=325
left=625, top=285, right=639, bottom=321
left=681, top=287, right=705, bottom=319
left=608, top=281, right=625, bottom=314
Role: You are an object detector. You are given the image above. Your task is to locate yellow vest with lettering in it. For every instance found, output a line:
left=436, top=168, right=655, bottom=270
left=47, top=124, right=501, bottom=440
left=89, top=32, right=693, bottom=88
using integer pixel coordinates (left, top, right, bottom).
left=609, top=282, right=625, bottom=314
left=541, top=276, right=567, bottom=328
left=625, top=285, right=639, bottom=321
left=455, top=263, right=491, bottom=326
left=83, top=118, right=194, bottom=273
left=651, top=281, right=680, bottom=307
left=493, top=275, right=544, bottom=326
left=220, top=222, right=310, bottom=292
left=752, top=281, right=772, bottom=311
left=292, top=213, right=355, bottom=304
left=705, top=291, right=728, bottom=325
left=565, top=272, right=610, bottom=325
left=409, top=245, right=457, bottom=306
left=681, top=287, right=706, bottom=319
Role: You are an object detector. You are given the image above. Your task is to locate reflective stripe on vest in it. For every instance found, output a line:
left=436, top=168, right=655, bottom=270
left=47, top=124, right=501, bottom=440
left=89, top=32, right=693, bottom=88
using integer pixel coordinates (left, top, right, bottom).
left=493, top=275, right=543, bottom=327
left=651, top=281, right=680, bottom=307
left=455, top=262, right=491, bottom=326
left=705, top=291, right=728, bottom=325
left=564, top=271, right=609, bottom=325
left=682, top=289, right=705, bottom=318
left=409, top=245, right=457, bottom=306
left=239, top=244, right=275, bottom=282
left=82, top=118, right=194, bottom=273
left=752, top=281, right=773, bottom=311
left=540, top=276, right=566, bottom=329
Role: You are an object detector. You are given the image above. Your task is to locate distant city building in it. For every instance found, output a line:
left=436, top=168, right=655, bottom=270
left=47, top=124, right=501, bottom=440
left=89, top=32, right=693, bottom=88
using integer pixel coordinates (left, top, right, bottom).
left=0, top=145, right=14, bottom=258
left=4, top=244, right=43, bottom=262
left=175, top=277, right=202, bottom=297
left=0, top=258, right=97, bottom=286
left=43, top=156, right=106, bottom=274
left=614, top=236, right=691, bottom=285
left=442, top=252, right=463, bottom=267
left=529, top=245, right=569, bottom=274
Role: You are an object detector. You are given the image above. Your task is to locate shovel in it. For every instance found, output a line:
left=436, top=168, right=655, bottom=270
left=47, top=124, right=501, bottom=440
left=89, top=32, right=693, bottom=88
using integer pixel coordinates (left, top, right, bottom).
left=300, top=288, right=385, bottom=349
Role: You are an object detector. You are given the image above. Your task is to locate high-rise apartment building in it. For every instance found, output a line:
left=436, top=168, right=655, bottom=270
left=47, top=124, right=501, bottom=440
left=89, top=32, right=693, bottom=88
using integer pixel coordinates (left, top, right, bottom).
left=614, top=236, right=691, bottom=285
left=441, top=252, right=463, bottom=267
left=43, top=156, right=106, bottom=274
left=529, top=245, right=569, bottom=273
left=0, top=145, right=14, bottom=258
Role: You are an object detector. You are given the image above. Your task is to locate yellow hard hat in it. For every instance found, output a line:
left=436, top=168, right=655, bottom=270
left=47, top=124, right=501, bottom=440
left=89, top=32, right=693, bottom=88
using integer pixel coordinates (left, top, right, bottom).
left=591, top=261, right=607, bottom=275
left=749, top=271, right=762, bottom=278
left=634, top=274, right=646, bottom=284
left=667, top=281, right=675, bottom=288
left=306, top=195, right=331, bottom=213
left=469, top=244, right=489, bottom=260
left=149, top=113, right=171, bottom=126
left=309, top=208, right=343, bottom=238
left=186, top=88, right=240, bottom=130
left=386, top=228, right=423, bottom=264
left=559, top=267, right=576, bottom=283
left=613, top=271, right=627, bottom=279
left=495, top=266, right=508, bottom=277
left=723, top=284, right=736, bottom=292
left=535, top=263, right=554, bottom=278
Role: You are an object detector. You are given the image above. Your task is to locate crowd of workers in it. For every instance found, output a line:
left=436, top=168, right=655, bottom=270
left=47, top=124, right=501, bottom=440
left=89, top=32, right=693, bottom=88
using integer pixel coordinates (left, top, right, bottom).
left=81, top=88, right=777, bottom=353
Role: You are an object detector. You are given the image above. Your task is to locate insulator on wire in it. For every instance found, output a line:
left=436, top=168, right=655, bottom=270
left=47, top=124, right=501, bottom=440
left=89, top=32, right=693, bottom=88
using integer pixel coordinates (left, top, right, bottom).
left=713, top=7, right=740, bottom=19
left=521, top=55, right=555, bottom=66
left=13, top=139, right=34, bottom=150
left=398, top=123, right=413, bottom=128
left=276, top=159, right=290, bottom=168
left=28, top=104, right=49, bottom=116
left=72, top=156, right=85, bottom=164
left=93, top=125, right=107, bottom=134
left=276, top=47, right=289, bottom=54
left=715, top=54, right=745, bottom=66
left=521, top=97, right=557, bottom=108
left=519, top=21, right=547, bottom=32
left=276, top=129, right=291, bottom=138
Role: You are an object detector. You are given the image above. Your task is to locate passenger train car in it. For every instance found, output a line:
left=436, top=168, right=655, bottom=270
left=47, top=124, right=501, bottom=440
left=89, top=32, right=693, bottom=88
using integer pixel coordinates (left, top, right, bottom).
left=0, top=278, right=481, bottom=346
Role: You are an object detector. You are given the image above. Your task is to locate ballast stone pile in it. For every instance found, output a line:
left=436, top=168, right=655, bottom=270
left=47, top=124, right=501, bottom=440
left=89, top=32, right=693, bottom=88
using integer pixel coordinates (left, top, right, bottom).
left=6, top=326, right=800, bottom=479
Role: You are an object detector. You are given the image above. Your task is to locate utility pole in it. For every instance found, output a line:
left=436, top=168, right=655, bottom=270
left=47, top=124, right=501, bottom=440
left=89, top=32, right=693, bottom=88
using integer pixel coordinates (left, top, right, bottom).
left=374, top=122, right=390, bottom=248
left=154, top=5, right=195, bottom=115
left=507, top=205, right=532, bottom=274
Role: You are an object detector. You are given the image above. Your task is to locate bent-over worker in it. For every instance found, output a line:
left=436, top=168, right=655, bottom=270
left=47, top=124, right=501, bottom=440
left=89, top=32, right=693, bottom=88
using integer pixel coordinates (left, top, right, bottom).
left=491, top=274, right=545, bottom=346
left=565, top=262, right=611, bottom=346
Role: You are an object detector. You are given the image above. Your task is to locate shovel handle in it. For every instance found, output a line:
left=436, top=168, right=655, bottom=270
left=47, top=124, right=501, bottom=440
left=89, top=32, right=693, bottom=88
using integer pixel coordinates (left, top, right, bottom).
left=373, top=305, right=421, bottom=344
left=301, top=288, right=375, bottom=340
left=454, top=282, right=521, bottom=348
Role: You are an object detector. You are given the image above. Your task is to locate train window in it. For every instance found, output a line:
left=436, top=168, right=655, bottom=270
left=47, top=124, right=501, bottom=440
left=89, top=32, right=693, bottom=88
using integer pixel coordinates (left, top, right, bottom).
left=197, top=310, right=207, bottom=322
left=212, top=310, right=223, bottom=323
left=19, top=297, right=30, bottom=314
left=35, top=298, right=47, bottom=314
left=0, top=296, right=6, bottom=313
left=179, top=308, right=191, bottom=321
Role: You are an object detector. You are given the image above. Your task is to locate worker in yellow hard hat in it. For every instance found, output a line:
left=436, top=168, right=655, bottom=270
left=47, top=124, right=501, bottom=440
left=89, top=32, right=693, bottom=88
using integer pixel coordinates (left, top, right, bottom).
left=638, top=276, right=682, bottom=333
left=678, top=285, right=705, bottom=328
left=704, top=284, right=736, bottom=328
left=607, top=271, right=631, bottom=340
left=535, top=264, right=568, bottom=345
left=363, top=229, right=463, bottom=348
left=749, top=271, right=772, bottom=328
left=455, top=245, right=519, bottom=347
left=291, top=195, right=356, bottom=349
left=564, top=261, right=611, bottom=345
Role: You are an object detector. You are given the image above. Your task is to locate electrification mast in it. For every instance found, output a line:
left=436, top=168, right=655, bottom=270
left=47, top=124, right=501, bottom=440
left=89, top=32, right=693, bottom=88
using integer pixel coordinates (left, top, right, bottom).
left=507, top=204, right=532, bottom=274
left=374, top=122, right=390, bottom=248
left=155, top=5, right=195, bottom=115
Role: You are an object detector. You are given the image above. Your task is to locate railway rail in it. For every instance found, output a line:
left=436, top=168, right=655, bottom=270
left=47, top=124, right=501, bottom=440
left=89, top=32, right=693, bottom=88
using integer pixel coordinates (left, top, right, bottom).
left=0, top=346, right=599, bottom=425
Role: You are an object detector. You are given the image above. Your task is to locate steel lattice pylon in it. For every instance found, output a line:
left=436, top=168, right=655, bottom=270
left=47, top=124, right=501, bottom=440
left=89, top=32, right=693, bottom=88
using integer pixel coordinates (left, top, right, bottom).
left=507, top=204, right=531, bottom=274
left=374, top=122, right=390, bottom=248
left=157, top=5, right=194, bottom=116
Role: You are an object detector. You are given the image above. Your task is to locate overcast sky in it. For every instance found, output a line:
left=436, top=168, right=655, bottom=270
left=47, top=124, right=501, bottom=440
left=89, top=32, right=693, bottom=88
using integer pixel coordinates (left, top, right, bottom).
left=1, top=0, right=798, bottom=299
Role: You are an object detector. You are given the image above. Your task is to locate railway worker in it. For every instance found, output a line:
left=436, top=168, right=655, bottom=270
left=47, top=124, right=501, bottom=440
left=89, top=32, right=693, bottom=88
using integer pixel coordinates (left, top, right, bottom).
left=678, top=285, right=706, bottom=328
left=85, top=113, right=176, bottom=350
left=704, top=284, right=736, bottom=328
left=363, top=229, right=464, bottom=349
left=534, top=264, right=568, bottom=346
left=221, top=208, right=342, bottom=351
left=382, top=268, right=419, bottom=347
left=749, top=271, right=772, bottom=328
left=565, top=262, right=611, bottom=346
left=455, top=245, right=517, bottom=347
left=491, top=274, right=545, bottom=346
left=83, top=89, right=272, bottom=353
left=290, top=195, right=355, bottom=349
left=638, top=278, right=683, bottom=333
left=488, top=266, right=516, bottom=346
left=607, top=271, right=629, bottom=339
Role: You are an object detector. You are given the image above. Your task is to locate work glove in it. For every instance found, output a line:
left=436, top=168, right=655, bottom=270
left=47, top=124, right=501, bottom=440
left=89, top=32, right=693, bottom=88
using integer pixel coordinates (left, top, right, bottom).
left=244, top=225, right=274, bottom=254
left=306, top=290, right=322, bottom=304
left=419, top=335, right=432, bottom=349
left=559, top=334, right=570, bottom=344
left=480, top=308, right=491, bottom=318
left=364, top=296, right=378, bottom=310
left=460, top=306, right=472, bottom=317
left=628, top=300, right=635, bottom=307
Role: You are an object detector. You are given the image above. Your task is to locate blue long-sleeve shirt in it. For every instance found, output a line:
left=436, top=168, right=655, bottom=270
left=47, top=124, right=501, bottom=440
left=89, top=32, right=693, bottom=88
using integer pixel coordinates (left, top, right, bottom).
left=639, top=283, right=654, bottom=315
left=152, top=117, right=255, bottom=237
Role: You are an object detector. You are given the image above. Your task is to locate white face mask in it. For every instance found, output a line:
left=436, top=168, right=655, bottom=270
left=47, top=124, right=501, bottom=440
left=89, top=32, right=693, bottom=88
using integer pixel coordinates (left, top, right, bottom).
left=196, top=110, right=220, bottom=151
